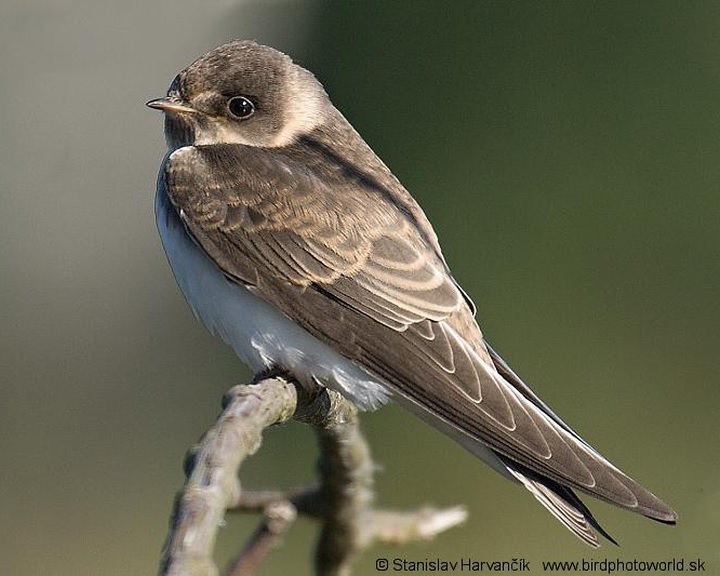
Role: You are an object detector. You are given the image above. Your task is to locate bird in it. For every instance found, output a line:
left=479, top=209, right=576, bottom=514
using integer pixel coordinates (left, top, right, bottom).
left=147, top=39, right=677, bottom=547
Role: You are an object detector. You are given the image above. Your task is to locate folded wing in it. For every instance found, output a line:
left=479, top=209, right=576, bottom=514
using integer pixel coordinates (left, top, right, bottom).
left=162, top=142, right=676, bottom=544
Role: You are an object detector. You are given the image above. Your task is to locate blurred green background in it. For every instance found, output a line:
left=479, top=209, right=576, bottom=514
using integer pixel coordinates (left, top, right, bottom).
left=1, top=1, right=717, bottom=574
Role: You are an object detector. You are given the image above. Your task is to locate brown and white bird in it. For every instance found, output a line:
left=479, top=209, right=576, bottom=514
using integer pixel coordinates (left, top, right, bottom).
left=148, top=40, right=676, bottom=547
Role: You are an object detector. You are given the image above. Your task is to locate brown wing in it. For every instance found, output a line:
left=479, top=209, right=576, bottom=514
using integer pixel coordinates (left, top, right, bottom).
left=163, top=142, right=676, bottom=526
left=165, top=143, right=466, bottom=330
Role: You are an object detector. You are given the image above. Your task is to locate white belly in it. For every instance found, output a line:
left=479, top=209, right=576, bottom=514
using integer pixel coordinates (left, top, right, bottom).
left=155, top=189, right=390, bottom=410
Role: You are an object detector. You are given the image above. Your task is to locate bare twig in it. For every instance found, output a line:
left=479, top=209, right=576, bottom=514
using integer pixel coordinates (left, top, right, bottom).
left=296, top=389, right=374, bottom=575
left=159, top=378, right=297, bottom=576
left=158, top=377, right=466, bottom=576
left=226, top=500, right=297, bottom=576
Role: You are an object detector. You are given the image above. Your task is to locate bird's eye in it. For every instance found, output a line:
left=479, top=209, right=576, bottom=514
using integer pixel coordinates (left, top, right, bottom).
left=227, top=96, right=255, bottom=119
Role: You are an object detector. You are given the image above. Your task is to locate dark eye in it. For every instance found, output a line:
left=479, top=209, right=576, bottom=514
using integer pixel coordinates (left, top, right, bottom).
left=227, top=96, right=255, bottom=119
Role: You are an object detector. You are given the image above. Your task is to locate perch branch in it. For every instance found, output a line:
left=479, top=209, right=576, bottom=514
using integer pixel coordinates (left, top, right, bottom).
left=296, top=389, right=375, bottom=575
left=159, top=378, right=297, bottom=576
left=158, top=377, right=467, bottom=576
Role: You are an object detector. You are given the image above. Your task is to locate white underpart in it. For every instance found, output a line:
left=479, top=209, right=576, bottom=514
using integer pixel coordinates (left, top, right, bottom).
left=156, top=189, right=390, bottom=410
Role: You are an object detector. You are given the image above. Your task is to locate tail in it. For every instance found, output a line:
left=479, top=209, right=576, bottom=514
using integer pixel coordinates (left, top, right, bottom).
left=500, top=455, right=618, bottom=547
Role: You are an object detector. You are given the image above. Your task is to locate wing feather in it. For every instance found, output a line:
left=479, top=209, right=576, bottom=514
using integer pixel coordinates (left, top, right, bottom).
left=162, top=142, right=677, bottom=541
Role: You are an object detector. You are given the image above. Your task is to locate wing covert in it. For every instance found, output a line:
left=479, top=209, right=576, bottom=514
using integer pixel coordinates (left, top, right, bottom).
left=164, top=143, right=465, bottom=330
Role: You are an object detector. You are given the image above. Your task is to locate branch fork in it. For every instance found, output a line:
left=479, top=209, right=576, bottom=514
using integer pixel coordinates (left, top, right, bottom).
left=159, top=376, right=466, bottom=576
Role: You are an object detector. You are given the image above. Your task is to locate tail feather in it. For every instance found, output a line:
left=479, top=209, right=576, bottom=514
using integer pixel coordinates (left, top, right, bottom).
left=501, top=455, right=618, bottom=547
